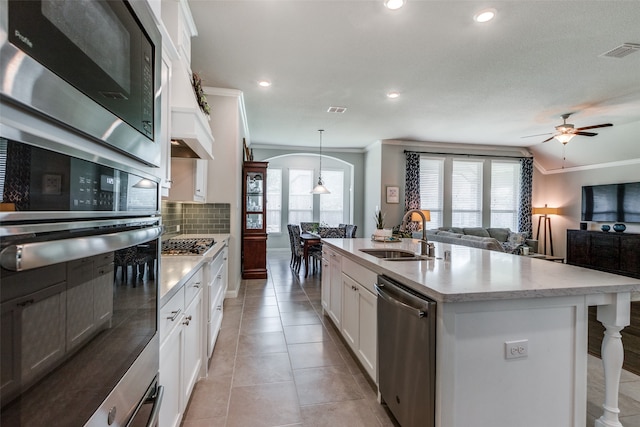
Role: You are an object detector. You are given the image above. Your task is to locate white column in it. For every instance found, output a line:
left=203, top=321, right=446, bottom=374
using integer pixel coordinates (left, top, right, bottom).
left=595, top=292, right=631, bottom=427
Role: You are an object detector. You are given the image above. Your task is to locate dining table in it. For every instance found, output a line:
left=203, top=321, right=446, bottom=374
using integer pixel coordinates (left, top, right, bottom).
left=300, top=232, right=321, bottom=277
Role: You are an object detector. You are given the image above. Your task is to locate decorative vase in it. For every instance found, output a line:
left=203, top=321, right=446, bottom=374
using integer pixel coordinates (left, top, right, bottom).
left=613, top=223, right=626, bottom=233
left=601, top=225, right=610, bottom=232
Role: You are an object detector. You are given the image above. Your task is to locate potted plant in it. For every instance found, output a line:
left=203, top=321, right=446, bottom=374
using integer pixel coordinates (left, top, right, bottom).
left=373, top=209, right=392, bottom=238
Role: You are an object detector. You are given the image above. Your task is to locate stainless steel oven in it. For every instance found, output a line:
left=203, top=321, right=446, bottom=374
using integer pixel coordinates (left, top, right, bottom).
left=0, top=135, right=163, bottom=426
left=0, top=0, right=162, bottom=167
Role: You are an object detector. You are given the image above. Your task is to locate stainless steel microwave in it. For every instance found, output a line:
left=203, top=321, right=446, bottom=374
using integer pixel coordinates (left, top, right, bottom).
left=0, top=0, right=162, bottom=168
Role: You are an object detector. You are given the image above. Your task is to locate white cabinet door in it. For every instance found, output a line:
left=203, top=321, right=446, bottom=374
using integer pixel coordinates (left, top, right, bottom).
left=159, top=314, right=184, bottom=427
left=328, top=251, right=342, bottom=327
left=182, top=289, right=203, bottom=405
left=341, top=274, right=359, bottom=349
left=159, top=48, right=173, bottom=197
left=321, top=256, right=330, bottom=312
left=194, top=159, right=207, bottom=201
left=357, top=285, right=377, bottom=381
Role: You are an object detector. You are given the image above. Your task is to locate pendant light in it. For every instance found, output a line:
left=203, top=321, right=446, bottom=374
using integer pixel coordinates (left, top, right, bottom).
left=311, top=129, right=330, bottom=194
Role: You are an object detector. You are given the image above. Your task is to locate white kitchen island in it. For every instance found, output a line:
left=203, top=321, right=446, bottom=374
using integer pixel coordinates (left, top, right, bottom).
left=321, top=238, right=640, bottom=427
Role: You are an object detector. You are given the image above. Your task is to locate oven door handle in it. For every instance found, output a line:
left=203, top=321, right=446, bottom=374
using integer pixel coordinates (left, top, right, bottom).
left=0, top=226, right=162, bottom=271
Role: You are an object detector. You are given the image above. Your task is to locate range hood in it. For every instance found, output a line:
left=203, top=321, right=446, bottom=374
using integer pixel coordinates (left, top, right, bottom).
left=170, top=66, right=214, bottom=160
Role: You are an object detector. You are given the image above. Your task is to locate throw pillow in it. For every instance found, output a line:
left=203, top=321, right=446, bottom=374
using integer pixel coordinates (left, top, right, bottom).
left=508, top=232, right=527, bottom=246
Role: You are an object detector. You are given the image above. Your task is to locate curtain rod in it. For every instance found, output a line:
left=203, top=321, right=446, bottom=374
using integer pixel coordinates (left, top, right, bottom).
left=404, top=150, right=532, bottom=160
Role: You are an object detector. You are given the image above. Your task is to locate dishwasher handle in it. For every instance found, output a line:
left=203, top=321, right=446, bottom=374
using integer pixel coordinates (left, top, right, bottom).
left=375, top=284, right=426, bottom=318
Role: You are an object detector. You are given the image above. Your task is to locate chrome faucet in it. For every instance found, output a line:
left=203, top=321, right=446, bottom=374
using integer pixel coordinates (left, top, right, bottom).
left=401, top=209, right=429, bottom=256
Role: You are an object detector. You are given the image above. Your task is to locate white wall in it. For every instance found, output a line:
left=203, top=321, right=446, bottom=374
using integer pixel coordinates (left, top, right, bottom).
left=206, top=91, right=245, bottom=297
left=252, top=146, right=365, bottom=249
left=532, top=161, right=640, bottom=259
left=363, top=141, right=382, bottom=237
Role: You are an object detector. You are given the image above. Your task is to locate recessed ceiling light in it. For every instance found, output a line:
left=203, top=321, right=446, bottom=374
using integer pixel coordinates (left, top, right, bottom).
left=387, top=91, right=400, bottom=99
left=384, top=0, right=405, bottom=10
left=258, top=80, right=271, bottom=87
left=474, top=8, right=497, bottom=23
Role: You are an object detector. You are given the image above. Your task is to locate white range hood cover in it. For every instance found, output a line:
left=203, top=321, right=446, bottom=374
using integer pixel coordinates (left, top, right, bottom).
left=170, top=64, right=214, bottom=160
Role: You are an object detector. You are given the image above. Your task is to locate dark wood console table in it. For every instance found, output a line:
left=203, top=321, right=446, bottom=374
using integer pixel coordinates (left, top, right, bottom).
left=567, top=229, right=640, bottom=375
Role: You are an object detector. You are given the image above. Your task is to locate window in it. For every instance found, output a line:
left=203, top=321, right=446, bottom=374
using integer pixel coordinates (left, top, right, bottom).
left=288, top=169, right=313, bottom=224
left=490, top=161, right=521, bottom=230
left=319, top=170, right=344, bottom=226
left=419, top=158, right=444, bottom=227
left=266, top=168, right=282, bottom=233
left=452, top=160, right=483, bottom=227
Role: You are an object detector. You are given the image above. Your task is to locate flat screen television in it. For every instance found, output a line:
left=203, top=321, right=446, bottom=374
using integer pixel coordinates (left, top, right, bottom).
left=581, top=182, right=640, bottom=222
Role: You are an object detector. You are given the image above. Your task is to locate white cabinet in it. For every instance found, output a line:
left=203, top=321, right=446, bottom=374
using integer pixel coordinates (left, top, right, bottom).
left=159, top=45, right=174, bottom=197
left=322, top=246, right=342, bottom=327
left=167, top=158, right=208, bottom=202
left=159, top=267, right=205, bottom=427
left=341, top=272, right=377, bottom=382
left=205, top=243, right=227, bottom=359
left=182, top=281, right=203, bottom=405
left=321, top=253, right=378, bottom=383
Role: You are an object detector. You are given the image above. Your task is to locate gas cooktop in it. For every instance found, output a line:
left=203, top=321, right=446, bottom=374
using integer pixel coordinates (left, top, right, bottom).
left=161, top=238, right=215, bottom=255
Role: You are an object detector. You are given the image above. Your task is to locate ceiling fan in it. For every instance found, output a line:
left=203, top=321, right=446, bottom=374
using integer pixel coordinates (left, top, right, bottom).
left=524, top=113, right=613, bottom=145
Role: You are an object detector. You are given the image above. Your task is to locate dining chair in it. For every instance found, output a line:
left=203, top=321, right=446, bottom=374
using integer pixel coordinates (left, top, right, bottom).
left=339, top=224, right=357, bottom=238
left=300, top=222, right=319, bottom=233
left=290, top=225, right=304, bottom=272
left=318, top=226, right=347, bottom=238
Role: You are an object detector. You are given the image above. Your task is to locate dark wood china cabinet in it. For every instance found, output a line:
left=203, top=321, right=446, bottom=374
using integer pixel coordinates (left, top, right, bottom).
left=241, top=161, right=268, bottom=279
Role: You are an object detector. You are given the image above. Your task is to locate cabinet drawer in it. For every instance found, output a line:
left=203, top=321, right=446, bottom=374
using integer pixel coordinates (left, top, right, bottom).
left=342, top=258, right=377, bottom=294
left=160, top=287, right=184, bottom=345
left=184, top=268, right=204, bottom=306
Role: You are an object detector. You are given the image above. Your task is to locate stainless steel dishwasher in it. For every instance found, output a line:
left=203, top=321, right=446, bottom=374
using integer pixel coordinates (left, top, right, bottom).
left=376, top=275, right=436, bottom=427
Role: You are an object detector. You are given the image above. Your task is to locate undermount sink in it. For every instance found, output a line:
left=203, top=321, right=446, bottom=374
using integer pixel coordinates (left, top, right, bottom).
left=359, top=249, right=418, bottom=259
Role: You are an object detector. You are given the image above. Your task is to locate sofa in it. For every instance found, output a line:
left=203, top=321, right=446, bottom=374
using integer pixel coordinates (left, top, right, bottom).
left=421, top=227, right=538, bottom=254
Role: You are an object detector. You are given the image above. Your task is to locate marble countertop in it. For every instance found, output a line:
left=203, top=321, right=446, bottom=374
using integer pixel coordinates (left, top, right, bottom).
left=159, top=234, right=230, bottom=307
left=322, top=238, right=640, bottom=303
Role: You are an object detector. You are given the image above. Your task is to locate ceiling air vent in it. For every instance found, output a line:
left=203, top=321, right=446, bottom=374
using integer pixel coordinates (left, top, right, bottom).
left=599, top=43, right=640, bottom=59
left=327, top=106, right=347, bottom=114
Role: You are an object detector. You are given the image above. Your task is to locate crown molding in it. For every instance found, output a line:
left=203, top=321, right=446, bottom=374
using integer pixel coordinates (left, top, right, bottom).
left=535, top=157, right=640, bottom=175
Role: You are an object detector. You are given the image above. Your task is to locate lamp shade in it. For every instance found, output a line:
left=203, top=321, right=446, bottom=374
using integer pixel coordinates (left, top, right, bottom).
left=532, top=206, right=559, bottom=215
left=411, top=210, right=431, bottom=222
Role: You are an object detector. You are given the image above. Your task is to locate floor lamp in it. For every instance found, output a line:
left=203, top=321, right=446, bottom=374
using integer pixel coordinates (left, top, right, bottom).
left=532, top=204, right=559, bottom=256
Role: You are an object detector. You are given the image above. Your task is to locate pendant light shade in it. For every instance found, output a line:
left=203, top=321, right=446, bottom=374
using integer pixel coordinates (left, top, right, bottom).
left=311, top=129, right=331, bottom=194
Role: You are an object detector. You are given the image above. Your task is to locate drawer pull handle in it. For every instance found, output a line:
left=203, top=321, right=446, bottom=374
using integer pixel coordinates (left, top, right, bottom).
left=167, top=309, right=181, bottom=321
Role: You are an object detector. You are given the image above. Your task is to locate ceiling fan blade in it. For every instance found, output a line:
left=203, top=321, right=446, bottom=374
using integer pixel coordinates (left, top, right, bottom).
left=575, top=123, right=613, bottom=131
left=541, top=135, right=556, bottom=143
left=521, top=132, right=553, bottom=139
left=575, top=131, right=598, bottom=137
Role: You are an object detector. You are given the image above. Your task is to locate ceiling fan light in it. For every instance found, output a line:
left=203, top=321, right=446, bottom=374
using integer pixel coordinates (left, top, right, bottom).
left=555, top=133, right=576, bottom=144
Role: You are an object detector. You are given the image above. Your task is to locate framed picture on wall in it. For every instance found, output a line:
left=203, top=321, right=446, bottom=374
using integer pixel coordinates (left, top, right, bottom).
left=386, top=186, right=399, bottom=204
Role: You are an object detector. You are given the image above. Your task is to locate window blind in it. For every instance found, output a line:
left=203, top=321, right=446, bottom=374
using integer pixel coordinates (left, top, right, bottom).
left=266, top=168, right=282, bottom=233
left=490, top=161, right=521, bottom=230
left=452, top=160, right=483, bottom=227
left=419, top=157, right=444, bottom=227
left=288, top=169, right=313, bottom=224
left=319, top=170, right=344, bottom=226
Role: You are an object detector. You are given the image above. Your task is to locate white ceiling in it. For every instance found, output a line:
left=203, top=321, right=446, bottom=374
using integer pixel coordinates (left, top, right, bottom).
left=188, top=0, right=640, bottom=171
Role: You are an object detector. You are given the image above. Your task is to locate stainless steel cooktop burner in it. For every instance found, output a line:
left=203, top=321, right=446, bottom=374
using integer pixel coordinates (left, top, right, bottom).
left=161, top=238, right=215, bottom=255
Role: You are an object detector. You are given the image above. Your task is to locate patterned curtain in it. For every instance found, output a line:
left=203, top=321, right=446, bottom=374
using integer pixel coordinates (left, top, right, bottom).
left=404, top=152, right=421, bottom=231
left=518, top=157, right=534, bottom=237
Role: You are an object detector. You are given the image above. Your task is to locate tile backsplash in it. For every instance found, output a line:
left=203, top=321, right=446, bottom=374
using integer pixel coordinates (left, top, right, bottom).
left=161, top=201, right=230, bottom=238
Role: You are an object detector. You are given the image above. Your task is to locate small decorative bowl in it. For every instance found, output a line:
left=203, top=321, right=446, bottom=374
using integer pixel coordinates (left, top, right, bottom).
left=601, top=225, right=611, bottom=232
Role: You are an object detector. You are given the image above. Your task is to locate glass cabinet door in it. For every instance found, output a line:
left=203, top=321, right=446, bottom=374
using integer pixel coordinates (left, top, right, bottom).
left=246, top=213, right=263, bottom=229
left=246, top=172, right=263, bottom=195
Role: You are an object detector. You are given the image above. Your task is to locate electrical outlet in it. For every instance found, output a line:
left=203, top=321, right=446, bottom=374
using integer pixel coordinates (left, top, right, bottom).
left=505, top=339, right=528, bottom=359
left=176, top=225, right=181, bottom=232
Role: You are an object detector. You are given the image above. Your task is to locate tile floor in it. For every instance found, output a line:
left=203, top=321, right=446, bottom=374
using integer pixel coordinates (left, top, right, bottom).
left=182, top=250, right=640, bottom=427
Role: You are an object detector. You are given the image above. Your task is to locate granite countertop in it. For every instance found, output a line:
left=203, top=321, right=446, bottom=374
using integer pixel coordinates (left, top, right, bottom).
left=159, top=234, right=230, bottom=306
left=322, top=238, right=640, bottom=303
